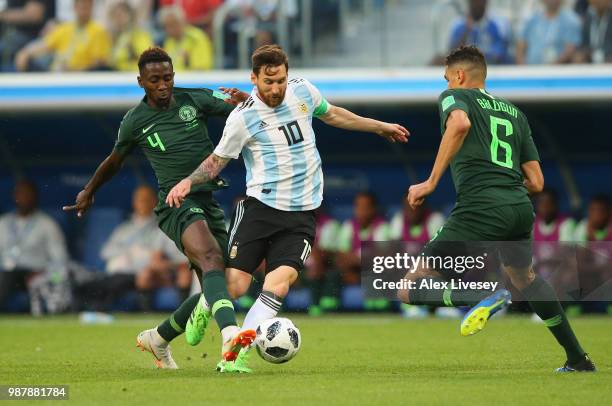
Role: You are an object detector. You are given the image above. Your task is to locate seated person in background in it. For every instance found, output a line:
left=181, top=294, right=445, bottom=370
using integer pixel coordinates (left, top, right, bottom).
left=529, top=188, right=576, bottom=318
left=107, top=1, right=152, bottom=71
left=0, top=0, right=54, bottom=71
left=303, top=208, right=340, bottom=316
left=389, top=198, right=445, bottom=244
left=157, top=5, right=213, bottom=71
left=534, top=188, right=576, bottom=243
left=0, top=180, right=69, bottom=314
left=103, top=0, right=153, bottom=29
left=15, top=0, right=110, bottom=71
left=158, top=0, right=222, bottom=35
left=573, top=195, right=611, bottom=314
left=76, top=185, right=190, bottom=311
left=448, top=0, right=511, bottom=64
left=516, top=0, right=582, bottom=64
left=389, top=198, right=448, bottom=319
left=336, top=192, right=390, bottom=311
left=574, top=0, right=612, bottom=63
left=575, top=194, right=611, bottom=242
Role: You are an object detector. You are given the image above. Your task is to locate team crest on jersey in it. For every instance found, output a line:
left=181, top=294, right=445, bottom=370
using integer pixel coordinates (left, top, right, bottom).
left=229, top=243, right=238, bottom=259
left=298, top=102, right=308, bottom=113
left=190, top=207, right=204, bottom=214
left=179, top=105, right=197, bottom=122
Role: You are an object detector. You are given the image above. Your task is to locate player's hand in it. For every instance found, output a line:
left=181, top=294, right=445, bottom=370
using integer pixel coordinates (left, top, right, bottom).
left=377, top=123, right=409, bottom=143
left=166, top=179, right=192, bottom=208
left=407, top=180, right=435, bottom=210
left=62, top=189, right=94, bottom=218
left=219, top=87, right=249, bottom=106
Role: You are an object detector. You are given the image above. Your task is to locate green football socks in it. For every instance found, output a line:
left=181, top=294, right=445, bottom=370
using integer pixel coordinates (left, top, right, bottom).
left=409, top=276, right=490, bottom=307
left=520, top=277, right=585, bottom=364
left=157, top=294, right=200, bottom=342
left=203, top=270, right=237, bottom=330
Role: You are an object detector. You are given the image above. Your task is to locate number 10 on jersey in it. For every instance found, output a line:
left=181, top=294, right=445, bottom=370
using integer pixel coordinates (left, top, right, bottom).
left=279, top=121, right=304, bottom=146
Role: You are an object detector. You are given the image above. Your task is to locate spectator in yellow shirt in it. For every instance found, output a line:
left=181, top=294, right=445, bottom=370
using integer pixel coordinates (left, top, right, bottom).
left=158, top=5, right=213, bottom=71
left=107, top=1, right=153, bottom=71
left=15, top=0, right=111, bottom=72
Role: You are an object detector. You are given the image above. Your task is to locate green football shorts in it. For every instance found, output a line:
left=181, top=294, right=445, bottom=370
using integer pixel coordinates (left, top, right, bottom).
left=155, top=190, right=229, bottom=261
left=422, top=202, right=535, bottom=277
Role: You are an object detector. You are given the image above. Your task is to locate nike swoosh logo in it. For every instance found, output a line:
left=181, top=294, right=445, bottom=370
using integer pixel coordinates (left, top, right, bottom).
left=143, top=123, right=156, bottom=134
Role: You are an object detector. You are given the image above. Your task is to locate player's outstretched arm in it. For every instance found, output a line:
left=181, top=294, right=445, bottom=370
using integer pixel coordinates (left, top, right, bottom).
left=62, top=150, right=125, bottom=217
left=407, top=109, right=470, bottom=209
left=166, top=153, right=230, bottom=208
left=318, top=104, right=409, bottom=143
left=521, top=160, right=544, bottom=195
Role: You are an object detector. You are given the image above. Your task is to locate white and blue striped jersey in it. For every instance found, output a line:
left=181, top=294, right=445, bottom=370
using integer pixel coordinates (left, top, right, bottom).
left=214, top=77, right=329, bottom=211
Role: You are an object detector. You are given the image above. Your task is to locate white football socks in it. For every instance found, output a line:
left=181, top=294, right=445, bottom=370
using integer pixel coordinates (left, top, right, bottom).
left=242, top=291, right=283, bottom=332
left=221, top=325, right=239, bottom=343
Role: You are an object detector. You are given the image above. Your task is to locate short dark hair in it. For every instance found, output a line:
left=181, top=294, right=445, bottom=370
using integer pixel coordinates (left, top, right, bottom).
left=252, top=45, right=289, bottom=75
left=445, top=45, right=487, bottom=79
left=540, top=187, right=558, bottom=202
left=14, top=179, right=38, bottom=198
left=590, top=194, right=611, bottom=208
left=355, top=191, right=378, bottom=208
left=138, top=47, right=173, bottom=73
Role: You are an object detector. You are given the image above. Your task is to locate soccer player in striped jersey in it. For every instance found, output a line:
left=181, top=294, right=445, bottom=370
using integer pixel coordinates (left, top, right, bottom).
left=166, top=44, right=409, bottom=372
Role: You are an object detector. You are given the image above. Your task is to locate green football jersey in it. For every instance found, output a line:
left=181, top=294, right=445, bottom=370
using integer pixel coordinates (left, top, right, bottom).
left=114, top=87, right=234, bottom=194
left=438, top=88, right=540, bottom=213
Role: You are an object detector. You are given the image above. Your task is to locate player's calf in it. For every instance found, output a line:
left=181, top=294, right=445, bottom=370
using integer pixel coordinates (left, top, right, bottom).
left=396, top=267, right=440, bottom=304
left=503, top=265, right=535, bottom=290
left=240, top=266, right=296, bottom=334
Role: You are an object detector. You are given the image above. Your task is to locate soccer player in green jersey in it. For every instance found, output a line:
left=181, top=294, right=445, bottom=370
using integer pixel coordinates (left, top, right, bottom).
left=399, top=46, right=595, bottom=372
left=63, top=47, right=253, bottom=370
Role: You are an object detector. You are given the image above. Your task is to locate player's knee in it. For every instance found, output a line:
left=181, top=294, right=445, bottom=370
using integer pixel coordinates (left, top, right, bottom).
left=504, top=266, right=535, bottom=290
left=396, top=269, right=428, bottom=304
left=186, top=245, right=224, bottom=272
left=397, top=286, right=412, bottom=304
left=227, top=272, right=251, bottom=299
left=226, top=268, right=252, bottom=298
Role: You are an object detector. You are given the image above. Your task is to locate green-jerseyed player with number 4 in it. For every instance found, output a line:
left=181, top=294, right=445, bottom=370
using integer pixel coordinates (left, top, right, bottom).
left=63, top=47, right=254, bottom=372
left=399, top=46, right=595, bottom=373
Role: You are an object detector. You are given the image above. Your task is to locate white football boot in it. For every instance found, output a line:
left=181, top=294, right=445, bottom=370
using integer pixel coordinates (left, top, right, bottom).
left=136, top=328, right=178, bottom=369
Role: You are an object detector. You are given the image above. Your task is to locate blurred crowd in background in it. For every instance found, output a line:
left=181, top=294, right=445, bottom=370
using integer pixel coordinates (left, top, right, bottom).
left=0, top=0, right=611, bottom=73
left=0, top=180, right=609, bottom=317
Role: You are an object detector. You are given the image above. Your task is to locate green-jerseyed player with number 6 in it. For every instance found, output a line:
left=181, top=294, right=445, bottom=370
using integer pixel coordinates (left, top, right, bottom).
left=63, top=47, right=254, bottom=371
left=399, top=46, right=595, bottom=372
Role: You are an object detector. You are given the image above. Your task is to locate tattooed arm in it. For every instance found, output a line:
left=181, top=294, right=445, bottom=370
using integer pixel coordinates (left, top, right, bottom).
left=166, top=153, right=230, bottom=208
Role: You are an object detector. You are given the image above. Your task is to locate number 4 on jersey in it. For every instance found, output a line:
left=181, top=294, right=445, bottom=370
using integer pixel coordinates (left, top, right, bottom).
left=147, top=132, right=166, bottom=152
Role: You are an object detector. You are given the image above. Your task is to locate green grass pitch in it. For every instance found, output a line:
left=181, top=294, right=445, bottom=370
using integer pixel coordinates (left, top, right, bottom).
left=0, top=314, right=609, bottom=405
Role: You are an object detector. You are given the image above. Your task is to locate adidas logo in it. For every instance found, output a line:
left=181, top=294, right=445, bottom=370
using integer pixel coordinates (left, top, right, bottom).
left=258, top=121, right=269, bottom=130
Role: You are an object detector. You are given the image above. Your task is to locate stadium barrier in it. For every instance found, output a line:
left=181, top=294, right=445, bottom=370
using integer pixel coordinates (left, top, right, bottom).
left=1, top=65, right=612, bottom=112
